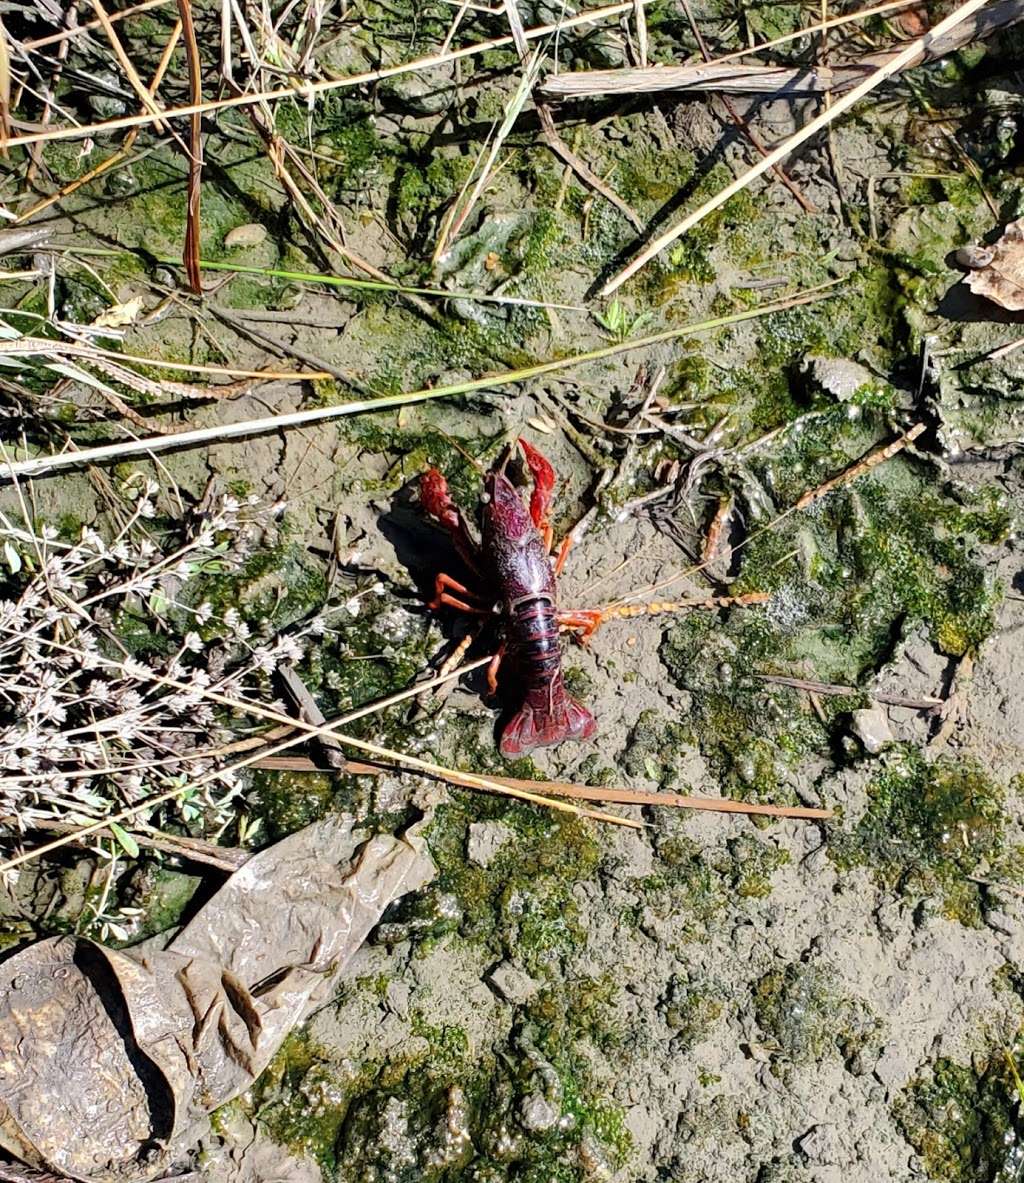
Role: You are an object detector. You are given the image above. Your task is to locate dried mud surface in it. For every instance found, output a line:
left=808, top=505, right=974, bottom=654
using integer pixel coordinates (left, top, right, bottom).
left=5, top=15, right=1024, bottom=1183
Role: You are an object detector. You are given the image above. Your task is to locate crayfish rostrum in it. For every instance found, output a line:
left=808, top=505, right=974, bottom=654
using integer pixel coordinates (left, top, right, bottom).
left=419, top=439, right=601, bottom=757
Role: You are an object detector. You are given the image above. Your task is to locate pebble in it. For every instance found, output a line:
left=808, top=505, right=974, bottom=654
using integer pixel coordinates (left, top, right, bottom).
left=224, top=223, right=268, bottom=249
left=467, top=820, right=513, bottom=868
left=851, top=706, right=894, bottom=755
left=487, top=961, right=540, bottom=1005
left=801, top=354, right=876, bottom=402
left=955, top=244, right=995, bottom=269
left=520, top=1093, right=560, bottom=1132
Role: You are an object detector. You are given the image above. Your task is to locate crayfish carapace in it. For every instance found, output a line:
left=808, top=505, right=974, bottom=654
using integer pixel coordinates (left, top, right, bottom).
left=419, top=438, right=599, bottom=757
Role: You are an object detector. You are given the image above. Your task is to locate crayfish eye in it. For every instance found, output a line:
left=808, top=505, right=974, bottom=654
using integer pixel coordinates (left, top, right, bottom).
left=480, top=492, right=491, bottom=504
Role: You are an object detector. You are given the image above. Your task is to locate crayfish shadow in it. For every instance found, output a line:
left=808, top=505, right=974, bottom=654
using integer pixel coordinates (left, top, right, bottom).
left=377, top=493, right=461, bottom=599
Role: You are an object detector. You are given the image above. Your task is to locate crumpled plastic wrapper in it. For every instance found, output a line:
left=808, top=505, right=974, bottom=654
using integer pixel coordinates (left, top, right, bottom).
left=0, top=815, right=434, bottom=1183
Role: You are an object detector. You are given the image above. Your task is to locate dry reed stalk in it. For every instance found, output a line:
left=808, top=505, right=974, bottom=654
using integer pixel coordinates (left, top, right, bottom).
left=1, top=0, right=663, bottom=151
left=0, top=283, right=838, bottom=482
left=492, top=775, right=832, bottom=818
left=23, top=0, right=173, bottom=52
left=0, top=17, right=10, bottom=146
left=15, top=19, right=182, bottom=223
left=545, top=0, right=1024, bottom=98
left=177, top=0, right=203, bottom=294
left=0, top=334, right=328, bottom=379
left=599, top=0, right=995, bottom=296
left=88, top=0, right=170, bottom=130
left=248, top=755, right=834, bottom=819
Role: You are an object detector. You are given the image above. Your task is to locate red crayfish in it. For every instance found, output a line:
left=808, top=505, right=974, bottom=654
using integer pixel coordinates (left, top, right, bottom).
left=420, top=439, right=771, bottom=756
left=419, top=438, right=603, bottom=757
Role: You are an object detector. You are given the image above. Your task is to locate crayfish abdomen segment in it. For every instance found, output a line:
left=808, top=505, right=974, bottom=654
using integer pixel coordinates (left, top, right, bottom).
left=499, top=595, right=597, bottom=756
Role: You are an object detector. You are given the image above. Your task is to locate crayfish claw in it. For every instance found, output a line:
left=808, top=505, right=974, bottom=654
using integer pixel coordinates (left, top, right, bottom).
left=420, top=469, right=458, bottom=529
left=517, top=438, right=556, bottom=538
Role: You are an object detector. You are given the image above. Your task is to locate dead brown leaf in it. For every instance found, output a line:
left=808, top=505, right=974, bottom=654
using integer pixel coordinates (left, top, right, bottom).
left=963, top=217, right=1024, bottom=312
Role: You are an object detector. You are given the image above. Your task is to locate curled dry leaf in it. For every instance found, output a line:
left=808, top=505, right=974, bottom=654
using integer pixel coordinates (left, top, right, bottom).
left=962, top=218, right=1024, bottom=311
left=0, top=814, right=435, bottom=1183
left=92, top=296, right=146, bottom=329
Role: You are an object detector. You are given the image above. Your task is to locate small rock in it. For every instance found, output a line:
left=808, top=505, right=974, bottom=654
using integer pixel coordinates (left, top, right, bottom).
left=801, top=354, right=876, bottom=402
left=520, top=1093, right=560, bottom=1132
left=956, top=244, right=995, bottom=270
left=467, top=820, right=513, bottom=867
left=851, top=706, right=894, bottom=755
left=874, top=1041, right=914, bottom=1091
left=384, top=979, right=410, bottom=1018
left=487, top=961, right=540, bottom=1005
left=224, top=223, right=268, bottom=249
left=797, top=1123, right=847, bottom=1166
left=578, top=1131, right=613, bottom=1179
left=984, top=907, right=1017, bottom=937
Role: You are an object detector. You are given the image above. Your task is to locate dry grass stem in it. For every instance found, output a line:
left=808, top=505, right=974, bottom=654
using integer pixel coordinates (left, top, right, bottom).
left=1, top=0, right=661, bottom=151
left=600, top=0, right=995, bottom=295
left=491, top=775, right=833, bottom=819
left=0, top=283, right=838, bottom=482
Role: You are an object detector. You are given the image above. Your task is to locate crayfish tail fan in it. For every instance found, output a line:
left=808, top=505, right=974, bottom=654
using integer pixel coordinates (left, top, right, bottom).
left=499, top=693, right=596, bottom=756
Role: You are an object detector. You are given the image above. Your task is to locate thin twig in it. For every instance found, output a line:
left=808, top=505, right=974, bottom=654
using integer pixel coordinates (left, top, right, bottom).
left=676, top=0, right=813, bottom=214
left=494, top=774, right=833, bottom=818
left=177, top=0, right=203, bottom=294
left=22, top=0, right=173, bottom=52
left=599, top=0, right=995, bottom=295
left=757, top=673, right=942, bottom=711
left=87, top=0, right=169, bottom=129
left=0, top=283, right=840, bottom=482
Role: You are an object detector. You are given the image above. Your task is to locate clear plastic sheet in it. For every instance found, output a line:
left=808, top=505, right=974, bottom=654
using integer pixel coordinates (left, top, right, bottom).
left=0, top=815, right=434, bottom=1182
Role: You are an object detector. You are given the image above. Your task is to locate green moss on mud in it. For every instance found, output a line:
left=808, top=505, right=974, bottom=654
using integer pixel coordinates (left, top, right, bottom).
left=256, top=980, right=629, bottom=1181
left=753, top=961, right=877, bottom=1066
left=897, top=1056, right=1023, bottom=1183
left=424, top=800, right=600, bottom=977
left=831, top=749, right=1005, bottom=923
left=658, top=403, right=1007, bottom=800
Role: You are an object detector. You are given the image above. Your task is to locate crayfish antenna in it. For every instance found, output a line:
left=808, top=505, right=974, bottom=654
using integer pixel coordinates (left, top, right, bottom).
left=499, top=690, right=596, bottom=756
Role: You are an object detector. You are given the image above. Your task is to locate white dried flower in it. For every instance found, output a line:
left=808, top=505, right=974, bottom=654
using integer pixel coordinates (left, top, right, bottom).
left=184, top=631, right=204, bottom=653
left=276, top=636, right=304, bottom=662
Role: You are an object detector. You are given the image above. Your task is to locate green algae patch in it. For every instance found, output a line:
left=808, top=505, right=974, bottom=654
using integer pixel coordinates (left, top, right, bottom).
left=255, top=1029, right=372, bottom=1167
left=622, top=708, right=694, bottom=791
left=637, top=830, right=787, bottom=944
left=424, top=799, right=601, bottom=978
left=660, top=610, right=826, bottom=804
left=832, top=749, right=1005, bottom=924
left=256, top=982, right=630, bottom=1181
left=896, top=1056, right=1023, bottom=1183
left=753, top=962, right=877, bottom=1068
left=660, top=404, right=1007, bottom=801
left=661, top=978, right=725, bottom=1052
